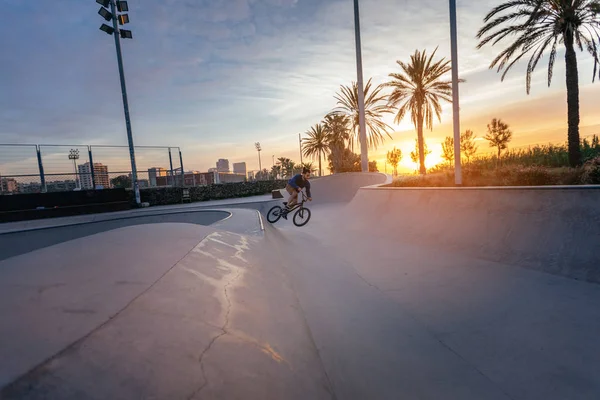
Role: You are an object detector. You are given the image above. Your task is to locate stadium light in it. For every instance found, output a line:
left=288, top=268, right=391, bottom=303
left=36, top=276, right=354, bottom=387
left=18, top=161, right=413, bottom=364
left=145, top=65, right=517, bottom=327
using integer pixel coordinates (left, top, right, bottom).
left=95, top=0, right=140, bottom=205
left=99, top=23, right=114, bottom=34
left=116, top=1, right=129, bottom=12
left=120, top=29, right=132, bottom=39
left=118, top=13, right=129, bottom=25
left=98, top=7, right=112, bottom=21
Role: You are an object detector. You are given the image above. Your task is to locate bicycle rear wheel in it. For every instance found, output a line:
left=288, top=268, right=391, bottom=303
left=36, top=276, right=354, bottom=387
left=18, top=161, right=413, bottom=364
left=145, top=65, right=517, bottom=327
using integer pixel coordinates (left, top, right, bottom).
left=267, top=205, right=283, bottom=223
left=293, top=207, right=311, bottom=227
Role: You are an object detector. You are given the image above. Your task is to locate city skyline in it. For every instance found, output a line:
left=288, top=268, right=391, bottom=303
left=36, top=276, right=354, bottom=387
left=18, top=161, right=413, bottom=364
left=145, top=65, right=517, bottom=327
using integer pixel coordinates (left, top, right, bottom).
left=0, top=1, right=598, bottom=174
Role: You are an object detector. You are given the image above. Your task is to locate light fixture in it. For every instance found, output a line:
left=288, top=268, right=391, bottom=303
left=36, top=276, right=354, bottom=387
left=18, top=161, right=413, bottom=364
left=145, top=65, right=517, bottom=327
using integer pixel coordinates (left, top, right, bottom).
left=120, top=29, right=133, bottom=39
left=96, top=0, right=110, bottom=7
left=116, top=1, right=129, bottom=12
left=100, top=23, right=114, bottom=35
left=118, top=14, right=129, bottom=24
left=98, top=7, right=112, bottom=21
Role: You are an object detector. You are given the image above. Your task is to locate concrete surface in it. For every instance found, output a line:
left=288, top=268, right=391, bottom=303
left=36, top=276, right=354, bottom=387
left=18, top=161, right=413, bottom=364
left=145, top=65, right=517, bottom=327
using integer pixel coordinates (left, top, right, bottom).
left=2, top=172, right=600, bottom=399
left=345, top=185, right=600, bottom=283
left=0, top=210, right=229, bottom=261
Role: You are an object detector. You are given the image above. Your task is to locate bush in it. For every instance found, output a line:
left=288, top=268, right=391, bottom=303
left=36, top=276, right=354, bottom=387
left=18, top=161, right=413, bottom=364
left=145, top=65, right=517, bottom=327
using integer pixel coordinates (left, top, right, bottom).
left=387, top=164, right=598, bottom=187
left=129, top=180, right=287, bottom=206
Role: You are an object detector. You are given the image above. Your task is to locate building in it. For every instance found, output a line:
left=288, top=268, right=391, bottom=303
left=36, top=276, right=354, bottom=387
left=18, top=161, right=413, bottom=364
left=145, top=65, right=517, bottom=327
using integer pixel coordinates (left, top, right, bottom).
left=148, top=167, right=168, bottom=187
left=162, top=171, right=216, bottom=187
left=1, top=177, right=18, bottom=194
left=233, top=162, right=247, bottom=176
left=218, top=173, right=246, bottom=183
left=216, top=159, right=230, bottom=173
left=78, top=162, right=109, bottom=189
left=46, top=180, right=77, bottom=192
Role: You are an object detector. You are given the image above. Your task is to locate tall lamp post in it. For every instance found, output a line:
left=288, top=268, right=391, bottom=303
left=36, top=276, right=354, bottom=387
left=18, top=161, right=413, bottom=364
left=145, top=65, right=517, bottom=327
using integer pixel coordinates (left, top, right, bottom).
left=299, top=133, right=303, bottom=165
left=96, top=0, right=141, bottom=204
left=69, top=149, right=80, bottom=189
left=353, top=0, right=368, bottom=173
left=449, top=0, right=463, bottom=185
left=255, top=142, right=262, bottom=175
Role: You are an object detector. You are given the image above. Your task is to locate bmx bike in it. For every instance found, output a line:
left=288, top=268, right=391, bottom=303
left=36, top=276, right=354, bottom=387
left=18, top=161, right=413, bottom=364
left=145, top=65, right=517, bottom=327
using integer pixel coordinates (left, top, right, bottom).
left=266, top=190, right=311, bottom=227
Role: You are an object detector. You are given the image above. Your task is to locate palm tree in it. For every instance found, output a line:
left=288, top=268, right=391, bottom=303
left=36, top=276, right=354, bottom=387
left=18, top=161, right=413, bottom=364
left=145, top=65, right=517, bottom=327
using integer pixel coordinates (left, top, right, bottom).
left=302, top=123, right=329, bottom=177
left=332, top=78, right=394, bottom=151
left=476, top=0, right=600, bottom=167
left=323, top=113, right=351, bottom=173
left=385, top=48, right=456, bottom=175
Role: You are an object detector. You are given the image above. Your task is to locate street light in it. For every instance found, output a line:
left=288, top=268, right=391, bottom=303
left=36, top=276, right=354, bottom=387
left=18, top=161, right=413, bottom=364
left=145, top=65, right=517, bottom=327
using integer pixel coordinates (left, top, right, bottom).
left=95, top=0, right=141, bottom=205
left=299, top=133, right=303, bottom=165
left=353, top=0, right=368, bottom=173
left=68, top=149, right=80, bottom=189
left=449, top=0, right=462, bottom=185
left=255, top=142, right=262, bottom=173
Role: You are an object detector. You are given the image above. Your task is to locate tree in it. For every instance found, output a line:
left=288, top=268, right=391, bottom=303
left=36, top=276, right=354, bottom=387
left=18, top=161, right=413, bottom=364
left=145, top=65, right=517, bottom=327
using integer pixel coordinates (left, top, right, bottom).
left=385, top=48, right=459, bottom=174
left=460, top=129, right=478, bottom=163
left=323, top=113, right=351, bottom=173
left=410, top=139, right=432, bottom=170
left=328, top=148, right=361, bottom=173
left=369, top=160, right=378, bottom=172
left=302, top=123, right=329, bottom=177
left=386, top=147, right=402, bottom=176
left=110, top=175, right=131, bottom=188
left=270, top=164, right=281, bottom=180
left=476, top=0, right=600, bottom=167
left=256, top=168, right=270, bottom=180
left=332, top=78, right=394, bottom=151
left=485, top=118, right=513, bottom=164
left=277, top=157, right=294, bottom=178
left=441, top=136, right=454, bottom=166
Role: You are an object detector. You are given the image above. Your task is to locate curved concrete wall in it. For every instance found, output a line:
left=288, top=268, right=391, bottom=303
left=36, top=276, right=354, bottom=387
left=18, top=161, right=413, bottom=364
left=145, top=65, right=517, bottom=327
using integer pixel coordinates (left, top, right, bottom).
left=345, top=186, right=600, bottom=283
left=307, top=172, right=390, bottom=204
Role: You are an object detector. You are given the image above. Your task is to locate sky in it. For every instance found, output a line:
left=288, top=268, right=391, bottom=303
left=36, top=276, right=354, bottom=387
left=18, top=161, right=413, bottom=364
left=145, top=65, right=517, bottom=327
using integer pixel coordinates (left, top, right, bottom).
left=0, top=0, right=599, bottom=176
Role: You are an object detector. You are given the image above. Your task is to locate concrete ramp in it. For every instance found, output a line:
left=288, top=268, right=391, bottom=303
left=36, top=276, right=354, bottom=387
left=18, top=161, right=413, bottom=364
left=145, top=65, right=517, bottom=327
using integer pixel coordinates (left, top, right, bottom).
left=308, top=172, right=389, bottom=204
left=344, top=185, right=600, bottom=283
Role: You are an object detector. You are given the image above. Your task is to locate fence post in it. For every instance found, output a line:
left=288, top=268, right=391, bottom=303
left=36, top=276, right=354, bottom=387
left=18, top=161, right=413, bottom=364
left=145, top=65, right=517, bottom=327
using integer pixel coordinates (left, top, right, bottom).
left=88, top=146, right=96, bottom=189
left=168, top=147, right=174, bottom=186
left=179, top=149, right=184, bottom=187
left=36, top=145, right=47, bottom=193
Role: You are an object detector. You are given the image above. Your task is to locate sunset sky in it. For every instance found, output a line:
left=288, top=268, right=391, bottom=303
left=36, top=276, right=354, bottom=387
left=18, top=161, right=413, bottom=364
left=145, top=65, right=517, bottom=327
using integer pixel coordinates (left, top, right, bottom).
left=0, top=0, right=599, bottom=175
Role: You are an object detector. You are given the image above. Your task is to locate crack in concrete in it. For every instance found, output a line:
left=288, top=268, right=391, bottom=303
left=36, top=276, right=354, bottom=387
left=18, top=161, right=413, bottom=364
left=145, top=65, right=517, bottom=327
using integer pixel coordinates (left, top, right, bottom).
left=188, top=266, right=243, bottom=400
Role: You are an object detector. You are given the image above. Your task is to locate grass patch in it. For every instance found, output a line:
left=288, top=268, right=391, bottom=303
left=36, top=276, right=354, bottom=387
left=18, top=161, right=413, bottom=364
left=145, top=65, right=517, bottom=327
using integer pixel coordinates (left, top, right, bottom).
left=388, top=158, right=600, bottom=187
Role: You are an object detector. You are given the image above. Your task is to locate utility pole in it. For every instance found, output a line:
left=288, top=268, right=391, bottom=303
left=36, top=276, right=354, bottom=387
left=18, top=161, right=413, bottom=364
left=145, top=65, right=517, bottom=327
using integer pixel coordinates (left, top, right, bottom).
left=353, top=0, right=368, bottom=172
left=449, top=0, right=462, bottom=185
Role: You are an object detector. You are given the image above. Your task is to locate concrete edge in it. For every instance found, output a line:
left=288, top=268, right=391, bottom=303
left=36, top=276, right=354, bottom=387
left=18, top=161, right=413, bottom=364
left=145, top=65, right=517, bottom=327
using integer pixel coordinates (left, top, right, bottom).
left=0, top=209, right=233, bottom=235
left=365, top=184, right=600, bottom=191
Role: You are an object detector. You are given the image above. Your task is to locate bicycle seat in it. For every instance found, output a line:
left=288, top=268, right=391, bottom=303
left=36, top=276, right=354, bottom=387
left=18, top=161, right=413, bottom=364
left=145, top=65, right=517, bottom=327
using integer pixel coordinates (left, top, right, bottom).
left=283, top=202, right=288, bottom=205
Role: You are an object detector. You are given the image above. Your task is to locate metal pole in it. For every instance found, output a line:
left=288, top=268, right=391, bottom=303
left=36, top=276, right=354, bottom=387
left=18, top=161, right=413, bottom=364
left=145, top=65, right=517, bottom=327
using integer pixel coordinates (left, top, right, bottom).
left=179, top=149, right=184, bottom=187
left=299, top=133, right=303, bottom=164
left=353, top=0, right=368, bottom=173
left=449, top=0, right=462, bottom=185
left=168, top=147, right=174, bottom=186
left=73, top=158, right=79, bottom=189
left=258, top=151, right=262, bottom=172
left=36, top=146, right=46, bottom=193
left=110, top=0, right=140, bottom=204
left=88, top=146, right=96, bottom=189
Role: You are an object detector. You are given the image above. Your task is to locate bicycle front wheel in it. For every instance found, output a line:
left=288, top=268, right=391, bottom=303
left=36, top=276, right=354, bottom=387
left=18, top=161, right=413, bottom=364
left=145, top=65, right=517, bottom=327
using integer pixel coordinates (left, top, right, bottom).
left=293, top=207, right=311, bottom=227
left=267, top=206, right=283, bottom=223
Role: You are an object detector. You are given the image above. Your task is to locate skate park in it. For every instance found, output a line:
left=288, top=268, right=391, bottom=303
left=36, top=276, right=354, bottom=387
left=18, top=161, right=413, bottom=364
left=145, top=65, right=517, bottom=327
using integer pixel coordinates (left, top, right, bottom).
left=1, top=172, right=599, bottom=399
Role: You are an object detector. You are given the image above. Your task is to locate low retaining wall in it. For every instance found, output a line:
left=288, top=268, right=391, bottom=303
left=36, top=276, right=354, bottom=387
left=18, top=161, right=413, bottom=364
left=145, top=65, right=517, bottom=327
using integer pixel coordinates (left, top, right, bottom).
left=134, top=180, right=287, bottom=206
left=346, top=185, right=600, bottom=283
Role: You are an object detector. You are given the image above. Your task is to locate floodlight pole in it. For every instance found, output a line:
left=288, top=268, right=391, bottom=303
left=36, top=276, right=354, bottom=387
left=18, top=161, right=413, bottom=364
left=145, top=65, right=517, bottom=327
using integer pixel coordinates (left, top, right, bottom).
left=109, top=0, right=140, bottom=204
left=353, top=0, right=368, bottom=173
left=449, top=0, right=462, bottom=185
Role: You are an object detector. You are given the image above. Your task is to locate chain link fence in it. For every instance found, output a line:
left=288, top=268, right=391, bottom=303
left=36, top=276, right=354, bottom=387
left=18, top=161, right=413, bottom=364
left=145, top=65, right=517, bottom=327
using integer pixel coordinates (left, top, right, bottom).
left=0, top=144, right=184, bottom=195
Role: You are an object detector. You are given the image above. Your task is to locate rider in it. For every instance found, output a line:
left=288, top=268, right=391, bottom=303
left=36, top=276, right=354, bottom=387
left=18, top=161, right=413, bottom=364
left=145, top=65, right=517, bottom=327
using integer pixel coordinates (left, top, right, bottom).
left=284, top=167, right=312, bottom=218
